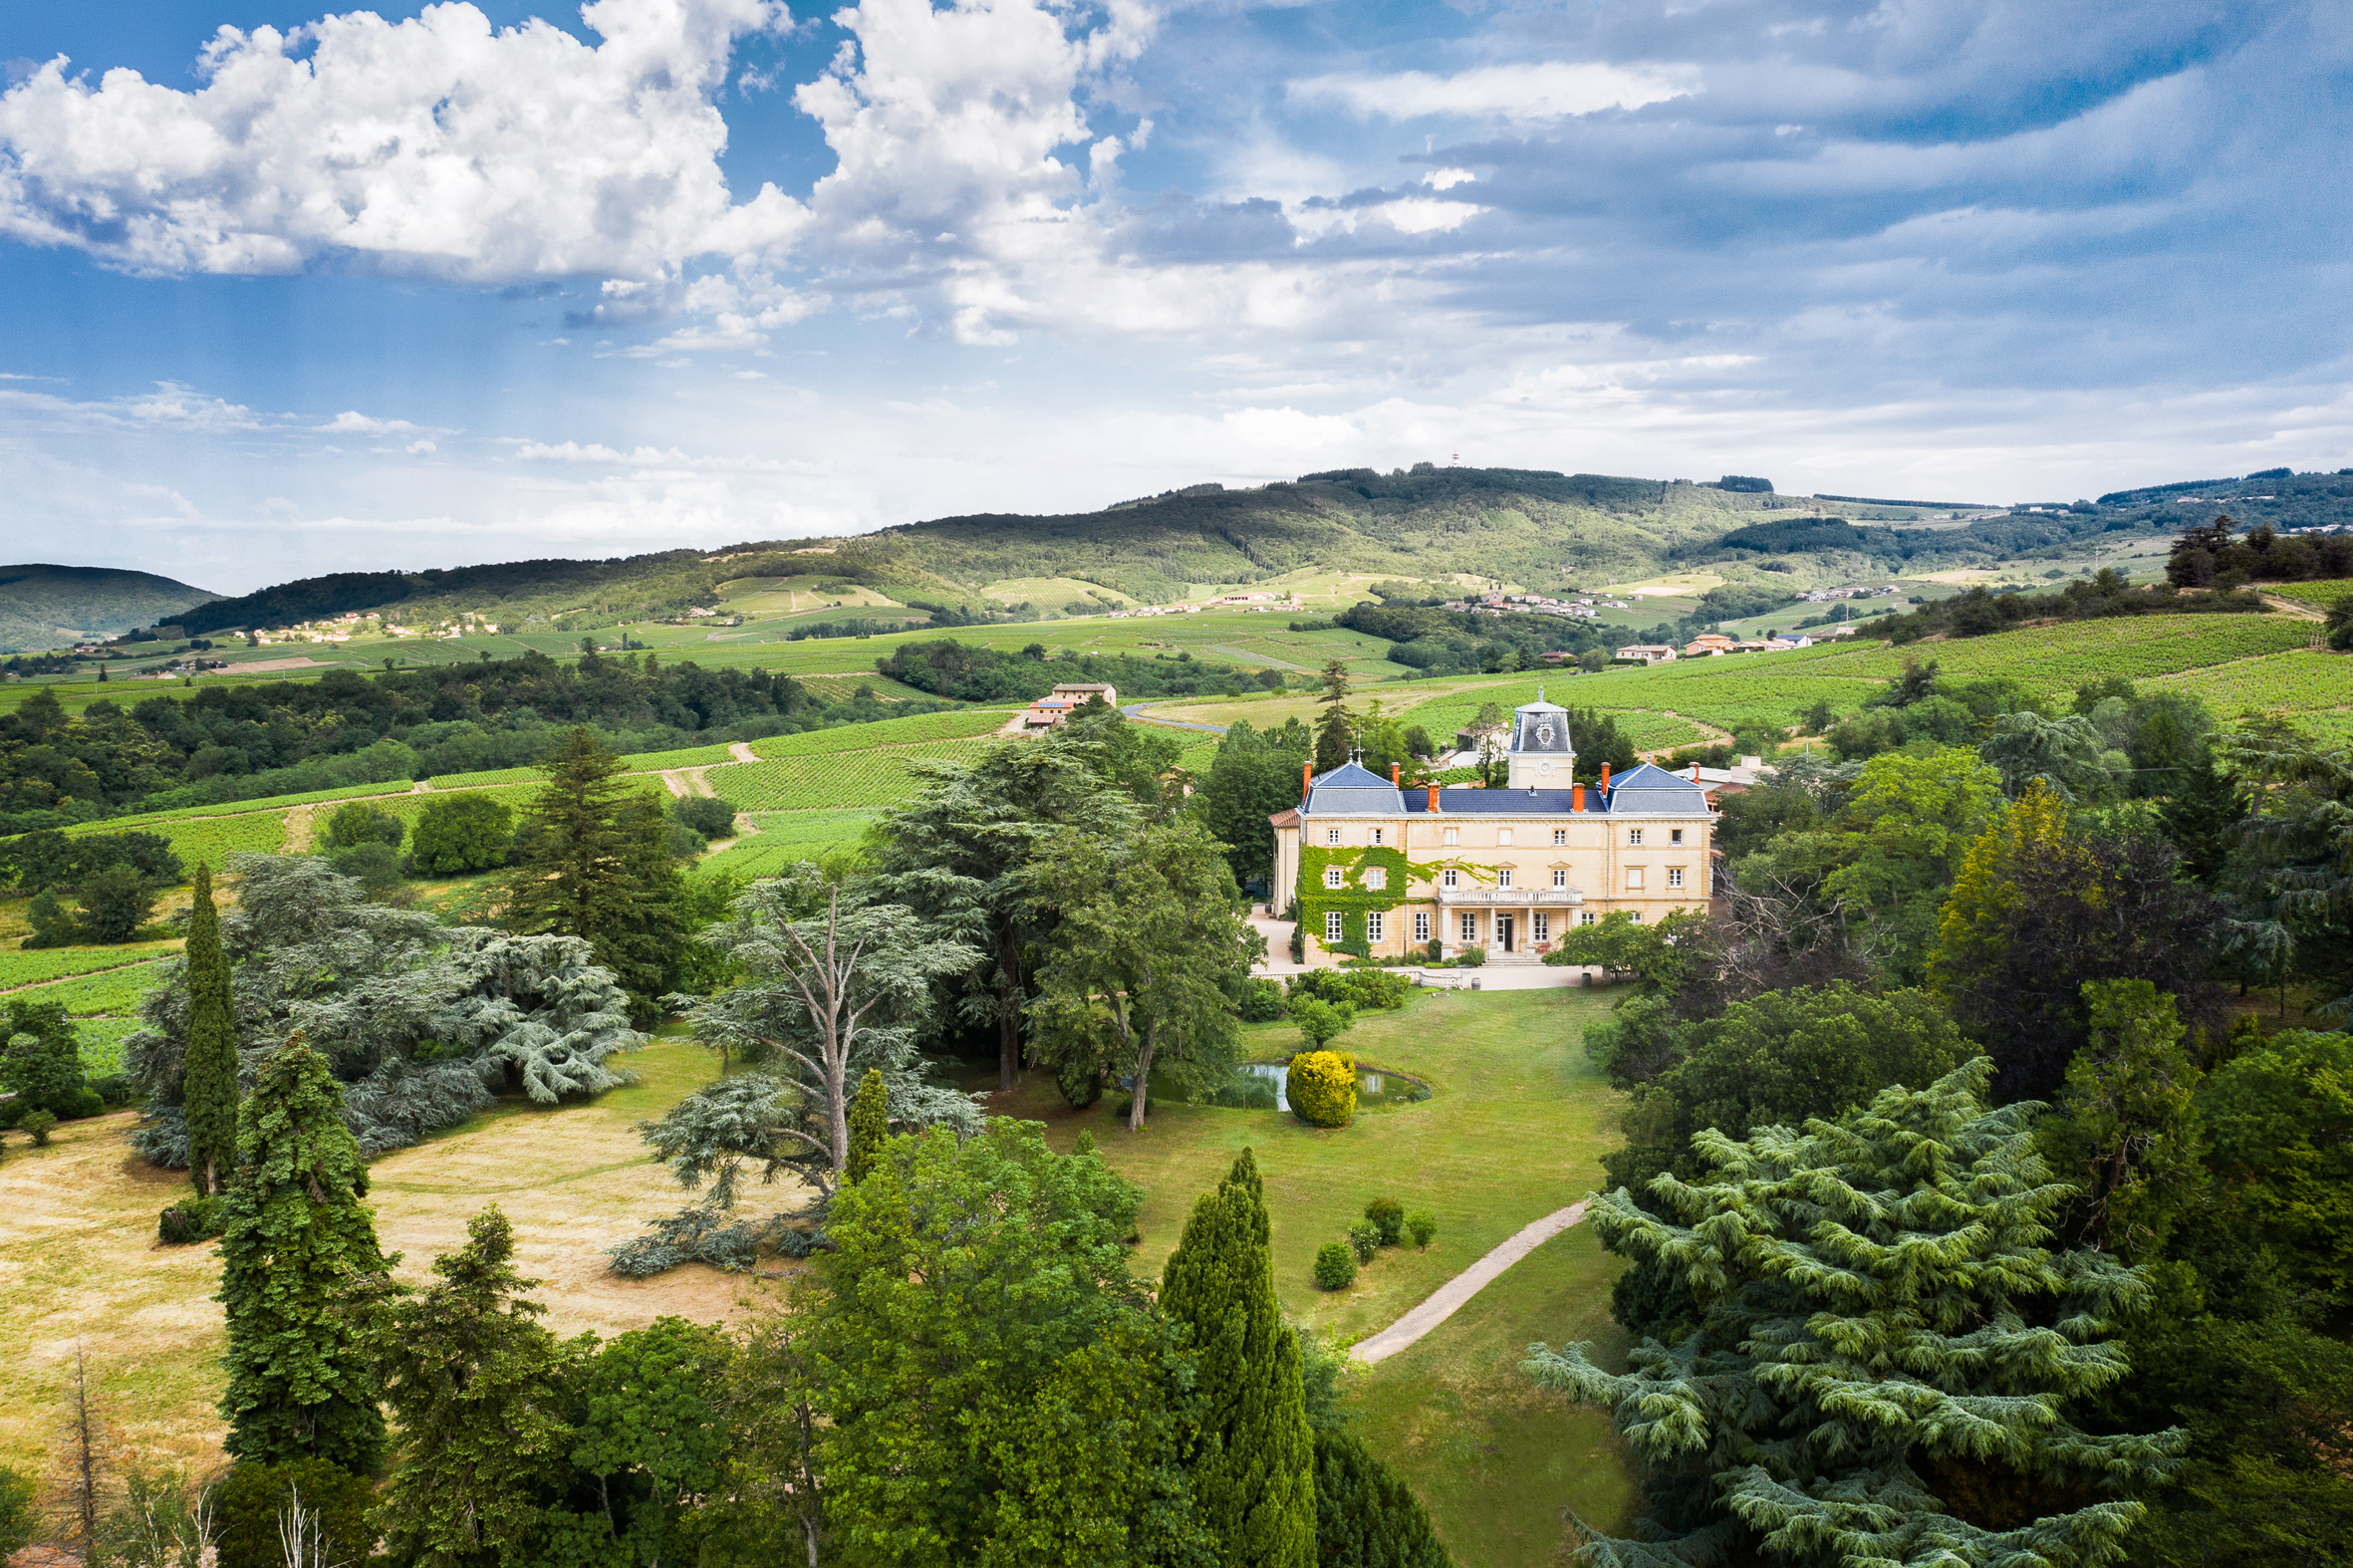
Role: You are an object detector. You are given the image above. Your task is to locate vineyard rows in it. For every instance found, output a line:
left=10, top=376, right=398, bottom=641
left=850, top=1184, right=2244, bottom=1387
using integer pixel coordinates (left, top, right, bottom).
left=0, top=940, right=182, bottom=991
left=695, top=810, right=879, bottom=881
left=2145, top=651, right=2353, bottom=727
left=2271, top=578, right=2353, bottom=611
left=745, top=709, right=1016, bottom=758
left=38, top=960, right=175, bottom=1018
left=706, top=737, right=1002, bottom=811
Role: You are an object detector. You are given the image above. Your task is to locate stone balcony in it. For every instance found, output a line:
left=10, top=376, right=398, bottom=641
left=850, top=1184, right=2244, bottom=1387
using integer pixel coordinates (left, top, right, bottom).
left=1433, top=885, right=1585, bottom=906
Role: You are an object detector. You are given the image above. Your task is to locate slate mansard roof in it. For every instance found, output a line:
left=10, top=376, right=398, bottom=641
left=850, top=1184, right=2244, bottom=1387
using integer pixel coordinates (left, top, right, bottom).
left=1298, top=760, right=1711, bottom=818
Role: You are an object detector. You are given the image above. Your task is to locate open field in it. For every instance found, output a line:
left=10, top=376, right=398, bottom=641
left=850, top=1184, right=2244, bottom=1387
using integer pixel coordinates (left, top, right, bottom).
left=1000, top=984, right=1637, bottom=1565
left=0, top=1041, right=733, bottom=1478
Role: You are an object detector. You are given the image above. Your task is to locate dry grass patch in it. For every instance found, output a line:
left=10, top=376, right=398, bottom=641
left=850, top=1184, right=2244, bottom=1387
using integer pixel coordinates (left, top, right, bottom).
left=0, top=1041, right=738, bottom=1476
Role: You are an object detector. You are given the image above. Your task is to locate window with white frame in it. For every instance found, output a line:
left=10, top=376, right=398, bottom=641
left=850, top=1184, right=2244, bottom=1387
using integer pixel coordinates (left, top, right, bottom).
left=1629, top=910, right=1643, bottom=922
left=1626, top=867, right=1645, bottom=891
left=1366, top=911, right=1385, bottom=942
left=1363, top=867, right=1387, bottom=891
left=1325, top=911, right=1344, bottom=942
left=1580, top=911, right=1597, bottom=925
left=1459, top=912, right=1478, bottom=942
left=1670, top=828, right=1685, bottom=845
left=1552, top=868, right=1568, bottom=889
left=1370, top=827, right=1384, bottom=845
left=1627, top=828, right=1644, bottom=846
left=1414, top=911, right=1431, bottom=942
left=1667, top=867, right=1685, bottom=889
left=1440, top=868, right=1459, bottom=890
left=1323, top=866, right=1345, bottom=889
left=1442, top=827, right=1458, bottom=845
left=1326, top=828, right=1342, bottom=846
left=1498, top=828, right=1514, bottom=845
left=1553, top=829, right=1567, bottom=846
left=1497, top=867, right=1513, bottom=889
left=1533, top=913, right=1550, bottom=941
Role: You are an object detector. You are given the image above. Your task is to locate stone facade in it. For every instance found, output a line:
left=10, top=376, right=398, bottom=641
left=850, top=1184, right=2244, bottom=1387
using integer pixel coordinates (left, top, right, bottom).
left=1270, top=694, right=1716, bottom=962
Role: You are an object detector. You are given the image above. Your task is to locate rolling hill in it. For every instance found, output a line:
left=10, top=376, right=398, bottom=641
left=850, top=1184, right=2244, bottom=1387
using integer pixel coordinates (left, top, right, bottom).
left=0, top=563, right=220, bottom=653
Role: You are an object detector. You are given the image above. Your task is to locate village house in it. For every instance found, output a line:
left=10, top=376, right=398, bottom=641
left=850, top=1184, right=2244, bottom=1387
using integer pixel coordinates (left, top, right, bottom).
left=1020, top=681, right=1119, bottom=729
left=1682, top=633, right=1738, bottom=656
left=1613, top=645, right=1678, bottom=665
left=1270, top=693, right=1716, bottom=964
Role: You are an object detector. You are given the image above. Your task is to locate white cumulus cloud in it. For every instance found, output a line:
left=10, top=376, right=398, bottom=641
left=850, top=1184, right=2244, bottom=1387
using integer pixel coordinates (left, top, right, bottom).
left=0, top=0, right=806, bottom=281
left=1288, top=60, right=1699, bottom=125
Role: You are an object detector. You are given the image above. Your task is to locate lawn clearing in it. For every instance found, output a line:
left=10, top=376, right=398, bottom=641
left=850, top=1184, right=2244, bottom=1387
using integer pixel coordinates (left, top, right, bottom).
left=999, top=983, right=1637, bottom=1564
left=0, top=1041, right=733, bottom=1477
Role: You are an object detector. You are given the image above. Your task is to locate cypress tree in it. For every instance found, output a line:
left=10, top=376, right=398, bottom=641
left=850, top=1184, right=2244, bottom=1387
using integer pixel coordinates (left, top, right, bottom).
left=502, top=727, right=687, bottom=1026
left=844, top=1068, right=887, bottom=1184
left=1161, top=1148, right=1315, bottom=1567
left=181, top=863, right=239, bottom=1197
left=217, top=1036, right=394, bottom=1472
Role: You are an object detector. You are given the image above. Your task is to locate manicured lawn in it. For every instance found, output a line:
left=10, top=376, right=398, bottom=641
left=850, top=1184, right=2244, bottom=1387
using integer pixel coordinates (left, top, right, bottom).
left=1002, top=984, right=1639, bottom=1564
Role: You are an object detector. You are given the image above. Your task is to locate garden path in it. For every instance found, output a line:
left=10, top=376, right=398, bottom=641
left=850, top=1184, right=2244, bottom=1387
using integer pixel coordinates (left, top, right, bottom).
left=1349, top=1199, right=1590, bottom=1364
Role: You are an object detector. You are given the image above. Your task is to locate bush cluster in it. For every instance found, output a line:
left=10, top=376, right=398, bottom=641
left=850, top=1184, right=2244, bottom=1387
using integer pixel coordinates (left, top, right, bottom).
left=1313, top=1239, right=1357, bottom=1290
left=1313, top=1195, right=1432, bottom=1290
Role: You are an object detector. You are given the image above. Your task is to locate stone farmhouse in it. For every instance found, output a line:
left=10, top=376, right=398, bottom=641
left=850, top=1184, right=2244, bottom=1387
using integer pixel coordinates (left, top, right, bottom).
left=1020, top=682, right=1119, bottom=729
left=1270, top=693, right=1716, bottom=964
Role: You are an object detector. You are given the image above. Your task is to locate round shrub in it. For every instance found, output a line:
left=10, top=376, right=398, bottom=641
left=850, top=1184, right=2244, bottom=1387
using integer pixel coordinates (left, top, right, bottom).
left=1365, top=1196, right=1405, bottom=1246
left=1404, top=1209, right=1438, bottom=1249
left=1346, top=1220, right=1382, bottom=1264
left=673, top=795, right=737, bottom=839
left=1238, top=977, right=1287, bottom=1022
left=216, top=1459, right=375, bottom=1568
left=408, top=791, right=514, bottom=875
left=1290, top=1051, right=1357, bottom=1128
left=20, top=1111, right=56, bottom=1147
left=323, top=802, right=404, bottom=850
left=1313, top=1240, right=1358, bottom=1291
left=1457, top=944, right=1487, bottom=967
left=1056, top=1055, right=1101, bottom=1109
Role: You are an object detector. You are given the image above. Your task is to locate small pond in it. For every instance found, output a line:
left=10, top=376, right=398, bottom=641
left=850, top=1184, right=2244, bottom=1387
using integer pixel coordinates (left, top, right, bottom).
left=1238, top=1060, right=1430, bottom=1114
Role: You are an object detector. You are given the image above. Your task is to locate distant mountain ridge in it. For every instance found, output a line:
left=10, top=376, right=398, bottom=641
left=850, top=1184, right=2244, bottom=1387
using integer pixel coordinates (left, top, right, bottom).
left=31, top=461, right=2353, bottom=653
left=0, top=563, right=220, bottom=653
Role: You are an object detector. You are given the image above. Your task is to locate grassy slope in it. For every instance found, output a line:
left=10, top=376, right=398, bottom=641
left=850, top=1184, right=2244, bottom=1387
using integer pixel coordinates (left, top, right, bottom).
left=1001, top=985, right=1637, bottom=1564
left=0, top=1042, right=730, bottom=1477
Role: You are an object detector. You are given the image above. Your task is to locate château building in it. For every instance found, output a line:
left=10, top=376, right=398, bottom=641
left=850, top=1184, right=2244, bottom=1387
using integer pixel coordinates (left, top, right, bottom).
left=1269, top=692, right=1716, bottom=963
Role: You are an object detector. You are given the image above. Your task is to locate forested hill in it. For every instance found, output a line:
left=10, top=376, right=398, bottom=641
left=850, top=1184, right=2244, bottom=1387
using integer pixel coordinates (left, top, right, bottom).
left=0, top=563, right=219, bottom=653
left=83, top=460, right=2353, bottom=648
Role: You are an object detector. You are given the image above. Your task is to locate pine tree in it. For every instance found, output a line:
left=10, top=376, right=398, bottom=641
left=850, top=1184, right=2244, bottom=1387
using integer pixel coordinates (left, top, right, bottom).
left=1314, top=659, right=1353, bottom=773
left=502, top=727, right=688, bottom=1026
left=1527, top=1060, right=2187, bottom=1568
left=1160, top=1148, right=1315, bottom=1567
left=376, top=1206, right=579, bottom=1568
left=844, top=1069, right=887, bottom=1184
left=180, top=863, right=239, bottom=1196
left=217, top=1036, right=394, bottom=1473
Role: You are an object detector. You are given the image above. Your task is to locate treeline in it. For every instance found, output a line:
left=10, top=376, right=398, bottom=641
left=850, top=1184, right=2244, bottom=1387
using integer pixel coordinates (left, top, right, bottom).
left=1528, top=667, right=2353, bottom=1564
left=1855, top=568, right=2267, bottom=644
left=875, top=640, right=1279, bottom=702
left=0, top=650, right=951, bottom=833
left=2167, top=515, right=2353, bottom=586
left=1335, top=601, right=1614, bottom=673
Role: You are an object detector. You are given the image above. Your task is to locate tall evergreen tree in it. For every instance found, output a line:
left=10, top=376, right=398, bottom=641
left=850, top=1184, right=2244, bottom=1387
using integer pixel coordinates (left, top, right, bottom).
left=180, top=863, right=238, bottom=1196
left=501, top=727, right=687, bottom=1026
left=866, top=733, right=1139, bottom=1090
left=1160, top=1149, right=1315, bottom=1568
left=217, top=1035, right=394, bottom=1472
left=1312, top=1430, right=1450, bottom=1568
left=1313, top=659, right=1353, bottom=773
left=1528, top=1060, right=2187, bottom=1568
left=375, top=1205, right=579, bottom=1568
left=845, top=1068, right=887, bottom=1184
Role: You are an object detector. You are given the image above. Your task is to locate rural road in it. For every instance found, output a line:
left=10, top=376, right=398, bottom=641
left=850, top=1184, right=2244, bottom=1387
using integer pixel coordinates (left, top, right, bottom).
left=1122, top=699, right=1228, bottom=734
left=1349, top=1200, right=1591, bottom=1365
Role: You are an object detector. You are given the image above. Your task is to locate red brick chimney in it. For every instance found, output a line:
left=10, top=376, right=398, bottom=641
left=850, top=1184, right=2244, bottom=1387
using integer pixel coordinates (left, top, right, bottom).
left=1599, top=762, right=1612, bottom=793
left=1573, top=782, right=1585, bottom=811
left=1302, top=761, right=1312, bottom=802
left=1427, top=784, right=1439, bottom=810
left=1391, top=762, right=1402, bottom=787
left=1692, top=762, right=1701, bottom=782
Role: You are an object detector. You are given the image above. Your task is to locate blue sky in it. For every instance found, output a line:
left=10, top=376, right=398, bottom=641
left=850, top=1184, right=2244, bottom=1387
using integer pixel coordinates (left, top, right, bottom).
left=3, top=0, right=2349, bottom=592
